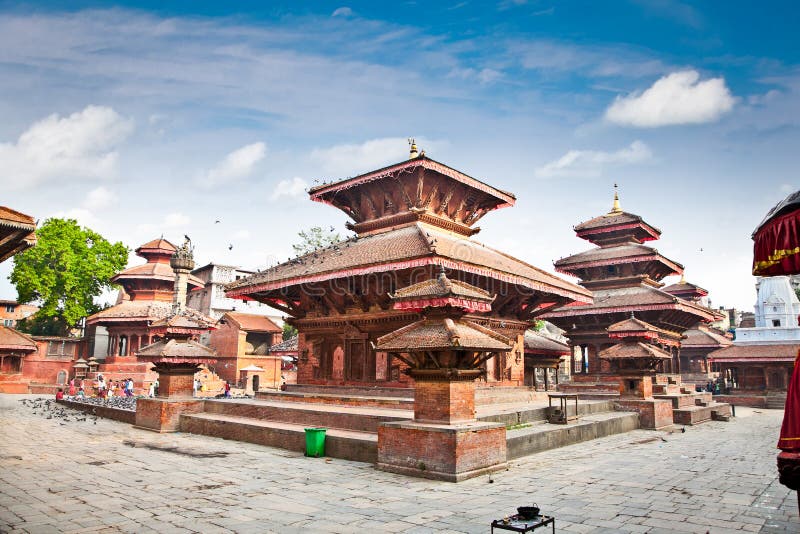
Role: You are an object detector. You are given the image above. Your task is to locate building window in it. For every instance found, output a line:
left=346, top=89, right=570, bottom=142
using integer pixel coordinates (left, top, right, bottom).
left=773, top=319, right=781, bottom=327
left=5, top=304, right=14, bottom=313
left=3, top=319, right=12, bottom=326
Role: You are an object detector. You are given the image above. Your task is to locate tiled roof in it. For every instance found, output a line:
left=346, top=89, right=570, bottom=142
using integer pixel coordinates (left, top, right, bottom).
left=376, top=317, right=512, bottom=352
left=393, top=271, right=493, bottom=301
left=227, top=223, right=591, bottom=303
left=112, top=262, right=204, bottom=289
left=226, top=312, right=282, bottom=332
left=0, top=326, right=37, bottom=351
left=681, top=327, right=732, bottom=348
left=607, top=316, right=659, bottom=333
left=308, top=156, right=516, bottom=207
left=135, top=238, right=177, bottom=253
left=0, top=207, right=35, bottom=229
left=555, top=244, right=682, bottom=272
left=86, top=301, right=175, bottom=324
left=708, top=343, right=800, bottom=362
left=523, top=331, right=570, bottom=354
left=662, top=280, right=708, bottom=296
left=574, top=211, right=659, bottom=233
left=599, top=341, right=671, bottom=360
left=269, top=336, right=298, bottom=353
left=150, top=310, right=215, bottom=330
left=136, top=338, right=216, bottom=363
left=542, top=286, right=716, bottom=322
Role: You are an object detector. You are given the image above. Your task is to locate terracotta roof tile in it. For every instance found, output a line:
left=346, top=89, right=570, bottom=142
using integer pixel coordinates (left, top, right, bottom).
left=135, top=238, right=177, bottom=253
left=112, top=262, right=203, bottom=289
left=227, top=223, right=591, bottom=302
left=136, top=338, right=216, bottom=363
left=269, top=336, right=298, bottom=353
left=86, top=301, right=174, bottom=324
left=0, top=326, right=37, bottom=351
left=0, top=207, right=35, bottom=229
left=393, top=271, right=493, bottom=301
left=376, top=317, right=512, bottom=352
left=608, top=316, right=659, bottom=333
left=555, top=244, right=682, bottom=272
left=681, top=327, right=732, bottom=348
left=523, top=331, right=570, bottom=354
left=599, top=341, right=671, bottom=360
left=226, top=312, right=282, bottom=332
left=574, top=211, right=658, bottom=233
left=708, top=343, right=800, bottom=362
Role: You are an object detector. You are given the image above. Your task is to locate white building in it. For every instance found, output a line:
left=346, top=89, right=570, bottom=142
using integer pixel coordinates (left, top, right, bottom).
left=187, top=263, right=285, bottom=326
left=735, top=276, right=800, bottom=344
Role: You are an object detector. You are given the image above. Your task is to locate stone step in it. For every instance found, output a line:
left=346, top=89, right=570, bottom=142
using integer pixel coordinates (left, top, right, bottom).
left=653, top=392, right=714, bottom=409
left=479, top=400, right=616, bottom=426
left=256, top=390, right=414, bottom=409
left=767, top=397, right=787, bottom=409
left=202, top=399, right=409, bottom=433
left=506, top=411, right=640, bottom=460
left=673, top=402, right=732, bottom=426
left=180, top=412, right=378, bottom=463
left=284, top=384, right=414, bottom=398
left=557, top=382, right=620, bottom=394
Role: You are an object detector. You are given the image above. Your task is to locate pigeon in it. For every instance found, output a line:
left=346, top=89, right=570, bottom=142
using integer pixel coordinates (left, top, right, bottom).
left=228, top=244, right=233, bottom=250
left=215, top=220, right=220, bottom=224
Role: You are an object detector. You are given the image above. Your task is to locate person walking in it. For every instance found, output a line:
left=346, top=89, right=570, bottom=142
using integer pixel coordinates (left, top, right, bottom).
left=224, top=381, right=231, bottom=398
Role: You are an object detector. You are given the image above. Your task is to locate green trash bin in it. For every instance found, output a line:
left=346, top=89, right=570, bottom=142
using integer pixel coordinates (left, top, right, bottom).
left=304, top=427, right=326, bottom=457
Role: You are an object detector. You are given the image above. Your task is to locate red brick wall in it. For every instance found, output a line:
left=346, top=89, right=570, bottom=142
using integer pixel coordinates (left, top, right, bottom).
left=208, top=321, right=243, bottom=359
left=135, top=398, right=204, bottom=432
left=414, top=380, right=476, bottom=423
left=377, top=422, right=506, bottom=480
left=158, top=371, right=195, bottom=398
left=615, top=399, right=673, bottom=429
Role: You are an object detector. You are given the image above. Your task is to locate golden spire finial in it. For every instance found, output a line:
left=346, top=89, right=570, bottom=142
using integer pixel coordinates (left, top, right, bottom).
left=408, top=138, right=419, bottom=159
left=679, top=272, right=686, bottom=285
left=610, top=182, right=622, bottom=214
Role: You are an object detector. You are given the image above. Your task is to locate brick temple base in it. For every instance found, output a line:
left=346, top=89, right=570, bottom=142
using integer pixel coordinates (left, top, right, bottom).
left=135, top=398, right=204, bottom=433
left=615, top=398, right=673, bottom=430
left=414, top=380, right=476, bottom=423
left=377, top=420, right=507, bottom=482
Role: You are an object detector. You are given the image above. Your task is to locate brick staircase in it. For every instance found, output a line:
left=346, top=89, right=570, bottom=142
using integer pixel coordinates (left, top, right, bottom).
left=767, top=392, right=788, bottom=410
left=653, top=385, right=732, bottom=425
left=178, top=391, right=643, bottom=465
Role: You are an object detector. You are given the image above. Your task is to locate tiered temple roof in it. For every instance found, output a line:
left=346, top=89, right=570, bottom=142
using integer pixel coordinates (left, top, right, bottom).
left=110, top=238, right=203, bottom=303
left=543, top=192, right=717, bottom=334
left=0, top=207, right=36, bottom=263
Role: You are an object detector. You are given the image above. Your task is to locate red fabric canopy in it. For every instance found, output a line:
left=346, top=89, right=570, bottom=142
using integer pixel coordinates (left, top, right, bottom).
left=753, top=193, right=800, bottom=276
left=778, top=349, right=800, bottom=452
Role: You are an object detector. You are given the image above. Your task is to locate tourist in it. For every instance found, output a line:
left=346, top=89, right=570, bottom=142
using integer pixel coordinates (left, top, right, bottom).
left=224, top=381, right=231, bottom=398
left=68, top=378, right=76, bottom=396
left=125, top=378, right=134, bottom=397
left=153, top=379, right=159, bottom=397
left=107, top=382, right=115, bottom=398
left=148, top=381, right=155, bottom=397
left=55, top=388, right=64, bottom=401
left=193, top=378, right=199, bottom=397
left=77, top=387, right=85, bottom=398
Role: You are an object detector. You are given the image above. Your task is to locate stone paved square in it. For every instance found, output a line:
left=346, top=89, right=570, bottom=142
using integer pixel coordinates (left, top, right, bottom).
left=0, top=394, right=797, bottom=533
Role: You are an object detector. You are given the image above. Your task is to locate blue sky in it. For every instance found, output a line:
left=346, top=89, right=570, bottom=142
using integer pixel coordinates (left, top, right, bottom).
left=0, top=0, right=798, bottom=312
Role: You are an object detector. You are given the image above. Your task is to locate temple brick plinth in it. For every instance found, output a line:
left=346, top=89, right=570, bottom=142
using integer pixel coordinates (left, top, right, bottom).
left=413, top=373, right=478, bottom=424
left=135, top=397, right=204, bottom=433
left=155, top=364, right=198, bottom=399
left=377, top=419, right=507, bottom=482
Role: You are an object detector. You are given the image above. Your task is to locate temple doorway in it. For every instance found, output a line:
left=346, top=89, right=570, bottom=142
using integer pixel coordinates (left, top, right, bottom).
left=252, top=374, right=260, bottom=392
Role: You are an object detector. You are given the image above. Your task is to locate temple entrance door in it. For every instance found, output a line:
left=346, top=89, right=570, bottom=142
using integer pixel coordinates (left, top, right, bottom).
left=345, top=340, right=375, bottom=382
left=252, top=374, right=260, bottom=392
left=57, top=370, right=67, bottom=385
left=768, top=369, right=786, bottom=390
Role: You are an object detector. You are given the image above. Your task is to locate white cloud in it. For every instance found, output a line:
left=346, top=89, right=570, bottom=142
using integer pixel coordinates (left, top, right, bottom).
left=232, top=229, right=252, bottom=240
left=535, top=140, right=652, bottom=178
left=0, top=105, right=133, bottom=190
left=605, top=70, right=735, bottom=127
left=83, top=186, right=118, bottom=211
left=271, top=177, right=308, bottom=200
left=311, top=137, right=433, bottom=176
left=332, top=7, right=354, bottom=17
left=137, top=212, right=191, bottom=234
left=52, top=208, right=99, bottom=228
left=199, top=142, right=266, bottom=188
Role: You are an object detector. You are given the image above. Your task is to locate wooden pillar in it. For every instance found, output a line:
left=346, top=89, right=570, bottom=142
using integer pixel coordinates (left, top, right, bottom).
left=532, top=367, right=538, bottom=390
left=544, top=368, right=550, bottom=391
left=555, top=364, right=560, bottom=385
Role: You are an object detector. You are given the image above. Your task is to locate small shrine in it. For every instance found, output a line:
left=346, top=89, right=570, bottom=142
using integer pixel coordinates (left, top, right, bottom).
left=135, top=238, right=217, bottom=432
left=375, top=269, right=512, bottom=481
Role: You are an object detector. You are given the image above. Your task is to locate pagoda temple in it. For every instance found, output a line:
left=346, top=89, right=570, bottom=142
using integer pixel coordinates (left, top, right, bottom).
left=85, top=238, right=210, bottom=393
left=542, top=190, right=718, bottom=377
left=227, top=146, right=591, bottom=389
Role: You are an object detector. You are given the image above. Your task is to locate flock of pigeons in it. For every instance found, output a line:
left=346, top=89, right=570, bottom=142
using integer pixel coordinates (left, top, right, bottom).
left=19, top=396, right=137, bottom=427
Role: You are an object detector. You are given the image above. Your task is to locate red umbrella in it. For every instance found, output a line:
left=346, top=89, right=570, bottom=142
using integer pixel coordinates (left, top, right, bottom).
left=753, top=190, right=800, bottom=276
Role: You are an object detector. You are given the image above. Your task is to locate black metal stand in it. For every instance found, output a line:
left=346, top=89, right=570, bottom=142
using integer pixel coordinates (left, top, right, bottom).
left=491, top=514, right=555, bottom=533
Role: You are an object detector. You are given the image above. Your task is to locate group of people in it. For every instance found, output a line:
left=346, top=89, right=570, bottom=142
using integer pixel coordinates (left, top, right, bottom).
left=95, top=375, right=136, bottom=398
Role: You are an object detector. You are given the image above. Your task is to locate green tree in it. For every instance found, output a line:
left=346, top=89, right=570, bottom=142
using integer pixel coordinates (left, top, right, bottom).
left=291, top=226, right=341, bottom=256
left=283, top=323, right=298, bottom=341
left=10, top=218, right=128, bottom=336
